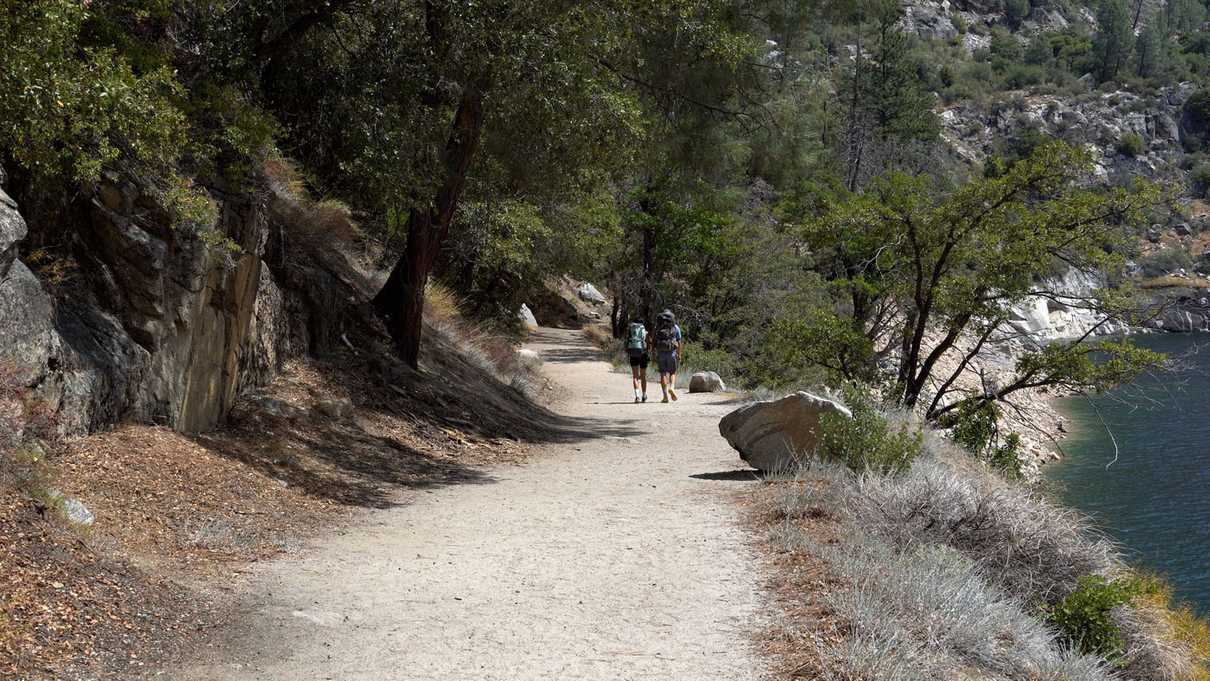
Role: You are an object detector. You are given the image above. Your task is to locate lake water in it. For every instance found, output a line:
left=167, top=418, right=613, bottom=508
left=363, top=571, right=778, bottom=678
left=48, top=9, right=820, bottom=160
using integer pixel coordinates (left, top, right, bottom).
left=1049, top=332, right=1210, bottom=616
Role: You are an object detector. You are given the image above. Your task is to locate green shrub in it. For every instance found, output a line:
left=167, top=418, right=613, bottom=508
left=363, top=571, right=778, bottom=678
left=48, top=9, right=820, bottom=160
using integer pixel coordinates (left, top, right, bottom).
left=817, top=389, right=923, bottom=475
left=946, top=400, right=1025, bottom=479
left=680, top=341, right=739, bottom=384
left=1191, top=163, right=1210, bottom=195
left=1115, top=132, right=1145, bottom=157
left=1046, top=575, right=1142, bottom=662
left=1138, top=246, right=1194, bottom=277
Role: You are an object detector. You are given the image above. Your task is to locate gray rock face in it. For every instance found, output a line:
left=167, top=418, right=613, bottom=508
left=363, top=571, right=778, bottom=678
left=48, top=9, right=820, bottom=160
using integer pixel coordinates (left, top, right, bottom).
left=719, top=392, right=852, bottom=472
left=689, top=371, right=726, bottom=393
left=576, top=282, right=607, bottom=305
left=939, top=84, right=1195, bottom=185
left=0, top=172, right=344, bottom=437
left=0, top=188, right=25, bottom=278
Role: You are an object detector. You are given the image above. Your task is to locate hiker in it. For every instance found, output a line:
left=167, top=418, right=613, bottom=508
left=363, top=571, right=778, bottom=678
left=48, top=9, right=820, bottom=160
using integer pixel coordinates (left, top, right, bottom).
left=625, top=317, right=650, bottom=403
left=652, top=309, right=684, bottom=403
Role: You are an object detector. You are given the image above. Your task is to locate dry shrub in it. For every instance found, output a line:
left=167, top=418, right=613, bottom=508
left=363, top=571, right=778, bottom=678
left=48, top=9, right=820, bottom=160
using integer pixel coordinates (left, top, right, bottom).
left=0, top=363, right=59, bottom=497
left=264, top=153, right=363, bottom=248
left=1125, top=573, right=1210, bottom=681
left=763, top=449, right=1210, bottom=681
left=424, top=283, right=538, bottom=398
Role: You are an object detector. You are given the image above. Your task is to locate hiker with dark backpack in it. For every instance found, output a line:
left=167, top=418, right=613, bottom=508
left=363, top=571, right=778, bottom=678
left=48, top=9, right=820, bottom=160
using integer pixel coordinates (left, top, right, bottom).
left=625, top=318, right=650, bottom=403
left=653, top=309, right=683, bottom=403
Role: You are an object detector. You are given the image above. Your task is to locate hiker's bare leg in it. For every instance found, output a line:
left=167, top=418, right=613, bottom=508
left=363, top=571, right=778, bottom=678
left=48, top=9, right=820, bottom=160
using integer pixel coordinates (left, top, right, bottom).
left=639, top=367, right=648, bottom=397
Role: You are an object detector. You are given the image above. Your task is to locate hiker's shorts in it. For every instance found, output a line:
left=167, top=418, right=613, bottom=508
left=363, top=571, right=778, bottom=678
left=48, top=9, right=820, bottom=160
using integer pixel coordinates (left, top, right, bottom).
left=657, top=351, right=678, bottom=375
left=628, top=350, right=649, bottom=369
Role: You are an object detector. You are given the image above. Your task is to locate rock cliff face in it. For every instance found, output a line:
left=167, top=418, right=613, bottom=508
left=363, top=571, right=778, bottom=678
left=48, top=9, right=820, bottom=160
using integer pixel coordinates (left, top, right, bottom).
left=941, top=84, right=1195, bottom=185
left=0, top=171, right=339, bottom=436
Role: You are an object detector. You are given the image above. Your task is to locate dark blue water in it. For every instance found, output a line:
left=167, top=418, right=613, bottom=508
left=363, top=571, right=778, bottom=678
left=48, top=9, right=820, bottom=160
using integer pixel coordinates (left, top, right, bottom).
left=1049, top=333, right=1210, bottom=616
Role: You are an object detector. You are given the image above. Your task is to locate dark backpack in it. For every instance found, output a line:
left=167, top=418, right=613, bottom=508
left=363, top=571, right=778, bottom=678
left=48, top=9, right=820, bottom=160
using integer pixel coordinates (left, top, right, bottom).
left=655, top=322, right=678, bottom=352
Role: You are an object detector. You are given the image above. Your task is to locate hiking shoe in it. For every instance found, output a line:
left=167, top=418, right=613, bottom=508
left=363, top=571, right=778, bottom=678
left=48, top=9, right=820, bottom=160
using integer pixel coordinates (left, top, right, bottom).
left=634, top=396, right=640, bottom=403
left=661, top=396, right=670, bottom=403
left=641, top=394, right=648, bottom=403
left=669, top=389, right=678, bottom=402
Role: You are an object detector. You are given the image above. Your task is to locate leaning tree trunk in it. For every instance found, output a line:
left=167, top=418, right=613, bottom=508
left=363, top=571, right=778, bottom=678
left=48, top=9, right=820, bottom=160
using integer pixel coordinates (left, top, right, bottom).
left=373, top=85, right=485, bottom=368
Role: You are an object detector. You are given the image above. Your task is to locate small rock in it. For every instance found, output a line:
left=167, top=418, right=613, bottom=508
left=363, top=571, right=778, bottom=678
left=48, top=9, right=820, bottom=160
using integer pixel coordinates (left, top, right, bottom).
left=1175, top=223, right=1192, bottom=237
left=44, top=489, right=95, bottom=527
left=314, top=398, right=354, bottom=419
left=61, top=498, right=95, bottom=527
left=689, top=371, right=726, bottom=393
left=576, top=282, right=607, bottom=305
left=250, top=396, right=307, bottom=420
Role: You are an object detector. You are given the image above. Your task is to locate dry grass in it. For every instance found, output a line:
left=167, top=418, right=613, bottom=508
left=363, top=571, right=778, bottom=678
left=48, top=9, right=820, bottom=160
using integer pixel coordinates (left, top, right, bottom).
left=751, top=444, right=1210, bottom=681
left=425, top=282, right=546, bottom=400
left=264, top=153, right=363, bottom=250
left=1139, top=276, right=1210, bottom=289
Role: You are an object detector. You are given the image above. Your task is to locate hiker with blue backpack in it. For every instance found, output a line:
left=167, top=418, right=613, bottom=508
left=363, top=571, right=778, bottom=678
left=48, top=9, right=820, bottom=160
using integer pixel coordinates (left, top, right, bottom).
left=653, top=309, right=683, bottom=403
left=625, top=317, right=650, bottom=403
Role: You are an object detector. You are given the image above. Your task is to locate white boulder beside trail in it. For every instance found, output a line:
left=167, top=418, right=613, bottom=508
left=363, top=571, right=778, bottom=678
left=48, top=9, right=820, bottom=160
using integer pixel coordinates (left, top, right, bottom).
left=689, top=372, right=726, bottom=393
left=576, top=282, right=607, bottom=305
left=518, top=303, right=539, bottom=330
left=719, top=391, right=852, bottom=472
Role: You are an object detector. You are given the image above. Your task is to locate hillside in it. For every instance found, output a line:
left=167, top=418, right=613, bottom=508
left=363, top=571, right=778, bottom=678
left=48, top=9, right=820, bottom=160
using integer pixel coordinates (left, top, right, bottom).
left=4, top=1, right=1210, bottom=679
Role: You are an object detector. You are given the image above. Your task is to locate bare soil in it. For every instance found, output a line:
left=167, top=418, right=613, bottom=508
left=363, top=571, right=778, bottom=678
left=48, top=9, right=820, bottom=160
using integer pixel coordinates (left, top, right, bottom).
left=153, top=327, right=771, bottom=680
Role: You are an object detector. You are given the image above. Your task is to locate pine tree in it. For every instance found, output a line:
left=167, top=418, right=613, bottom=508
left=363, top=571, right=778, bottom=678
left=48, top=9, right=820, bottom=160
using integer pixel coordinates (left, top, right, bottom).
left=1093, top=0, right=1133, bottom=82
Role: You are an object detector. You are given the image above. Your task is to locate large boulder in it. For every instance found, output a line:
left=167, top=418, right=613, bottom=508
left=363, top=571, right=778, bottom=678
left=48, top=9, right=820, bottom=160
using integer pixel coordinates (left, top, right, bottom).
left=576, top=282, right=607, bottom=305
left=689, top=371, right=726, bottom=393
left=719, top=391, right=852, bottom=472
left=0, top=188, right=25, bottom=277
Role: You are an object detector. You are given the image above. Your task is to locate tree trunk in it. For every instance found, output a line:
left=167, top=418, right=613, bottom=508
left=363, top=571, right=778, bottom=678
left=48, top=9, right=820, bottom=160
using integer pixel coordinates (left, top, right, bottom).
left=373, top=84, right=486, bottom=368
left=374, top=209, right=435, bottom=367
left=642, top=224, right=656, bottom=323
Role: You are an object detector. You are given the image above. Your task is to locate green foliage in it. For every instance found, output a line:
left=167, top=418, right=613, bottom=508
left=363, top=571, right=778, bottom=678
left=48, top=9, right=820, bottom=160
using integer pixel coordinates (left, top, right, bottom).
left=817, top=389, right=924, bottom=475
left=946, top=400, right=1024, bottom=479
left=1184, top=89, right=1210, bottom=152
left=1005, top=0, right=1032, bottom=28
left=1192, top=163, right=1210, bottom=195
left=799, top=141, right=1163, bottom=416
left=1092, top=0, right=1133, bottom=83
left=1115, top=132, right=1145, bottom=157
left=1046, top=575, right=1144, bottom=662
left=1138, top=245, right=1195, bottom=276
left=0, top=0, right=187, bottom=184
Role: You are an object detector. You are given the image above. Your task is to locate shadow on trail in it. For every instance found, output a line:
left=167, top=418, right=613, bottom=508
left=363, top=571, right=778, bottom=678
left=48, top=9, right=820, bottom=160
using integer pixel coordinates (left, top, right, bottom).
left=533, top=346, right=606, bottom=365
left=194, top=321, right=647, bottom=509
left=690, top=469, right=766, bottom=482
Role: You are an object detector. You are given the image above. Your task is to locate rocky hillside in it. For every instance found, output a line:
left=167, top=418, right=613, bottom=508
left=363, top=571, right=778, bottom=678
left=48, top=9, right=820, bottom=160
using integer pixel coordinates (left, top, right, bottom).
left=0, top=164, right=352, bottom=436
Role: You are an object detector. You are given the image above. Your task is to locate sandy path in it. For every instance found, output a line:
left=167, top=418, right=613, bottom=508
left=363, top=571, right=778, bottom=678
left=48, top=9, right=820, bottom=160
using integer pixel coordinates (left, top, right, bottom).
left=163, top=328, right=768, bottom=680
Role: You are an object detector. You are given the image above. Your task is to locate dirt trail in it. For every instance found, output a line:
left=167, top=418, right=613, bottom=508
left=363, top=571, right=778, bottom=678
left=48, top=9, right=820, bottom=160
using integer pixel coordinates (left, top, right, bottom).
left=163, top=328, right=768, bottom=680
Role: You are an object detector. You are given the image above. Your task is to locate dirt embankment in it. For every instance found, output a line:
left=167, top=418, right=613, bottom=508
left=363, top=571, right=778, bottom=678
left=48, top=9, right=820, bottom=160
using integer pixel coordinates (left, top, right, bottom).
left=0, top=306, right=567, bottom=680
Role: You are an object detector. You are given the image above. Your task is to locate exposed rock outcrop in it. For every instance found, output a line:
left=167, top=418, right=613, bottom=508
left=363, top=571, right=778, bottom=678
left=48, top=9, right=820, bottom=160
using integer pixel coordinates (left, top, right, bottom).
left=0, top=170, right=349, bottom=436
left=719, top=392, right=852, bottom=471
left=940, top=84, right=1195, bottom=184
left=576, top=282, right=607, bottom=305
